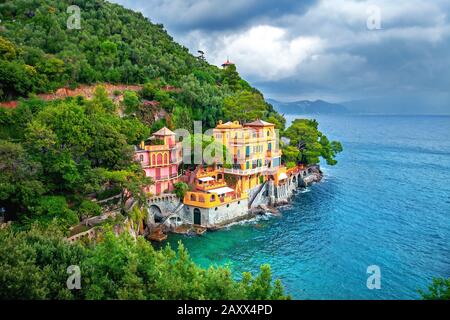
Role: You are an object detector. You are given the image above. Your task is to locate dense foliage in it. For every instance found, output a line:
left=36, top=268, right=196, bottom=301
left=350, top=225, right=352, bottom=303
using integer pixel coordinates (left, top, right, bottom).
left=0, top=224, right=290, bottom=300
left=0, top=91, right=150, bottom=227
left=0, top=0, right=344, bottom=301
left=420, top=278, right=450, bottom=300
left=0, top=0, right=282, bottom=132
left=282, top=119, right=343, bottom=166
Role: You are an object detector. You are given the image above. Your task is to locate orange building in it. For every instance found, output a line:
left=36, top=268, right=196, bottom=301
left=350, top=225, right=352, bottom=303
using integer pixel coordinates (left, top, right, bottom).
left=183, top=166, right=249, bottom=227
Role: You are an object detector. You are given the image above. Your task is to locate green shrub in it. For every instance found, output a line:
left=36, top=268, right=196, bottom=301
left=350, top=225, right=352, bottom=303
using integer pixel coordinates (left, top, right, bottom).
left=77, top=200, right=102, bottom=219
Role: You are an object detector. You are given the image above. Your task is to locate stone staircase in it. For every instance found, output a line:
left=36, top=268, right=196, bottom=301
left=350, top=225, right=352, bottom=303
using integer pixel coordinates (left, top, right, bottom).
left=248, top=181, right=267, bottom=208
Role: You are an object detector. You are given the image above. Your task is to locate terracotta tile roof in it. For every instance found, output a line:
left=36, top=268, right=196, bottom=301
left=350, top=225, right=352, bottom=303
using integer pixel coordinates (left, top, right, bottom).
left=244, top=119, right=274, bottom=127
left=152, top=126, right=175, bottom=136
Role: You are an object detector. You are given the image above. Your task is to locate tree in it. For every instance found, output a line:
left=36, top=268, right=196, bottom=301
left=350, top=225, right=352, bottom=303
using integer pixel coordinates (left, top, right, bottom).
left=90, top=85, right=116, bottom=113
left=128, top=205, right=147, bottom=239
left=0, top=60, right=38, bottom=100
left=23, top=195, right=79, bottom=229
left=0, top=223, right=86, bottom=300
left=173, top=182, right=189, bottom=199
left=0, top=140, right=45, bottom=221
left=0, top=36, right=17, bottom=60
left=283, top=119, right=343, bottom=166
left=223, top=90, right=268, bottom=123
left=122, top=90, right=140, bottom=114
left=222, top=64, right=240, bottom=90
left=171, top=106, right=193, bottom=133
left=0, top=224, right=291, bottom=300
left=182, top=133, right=231, bottom=167
left=77, top=200, right=102, bottom=220
left=102, top=168, right=152, bottom=210
left=420, top=278, right=450, bottom=300
left=266, top=113, right=286, bottom=132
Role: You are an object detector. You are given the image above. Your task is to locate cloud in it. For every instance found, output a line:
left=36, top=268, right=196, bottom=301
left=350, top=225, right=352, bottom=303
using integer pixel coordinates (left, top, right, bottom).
left=111, top=0, right=316, bottom=32
left=205, top=25, right=324, bottom=81
left=111, top=0, right=450, bottom=112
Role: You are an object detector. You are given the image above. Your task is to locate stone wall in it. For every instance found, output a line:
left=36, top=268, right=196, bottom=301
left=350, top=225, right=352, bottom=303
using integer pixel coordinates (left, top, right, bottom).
left=149, top=166, right=322, bottom=229
left=184, top=198, right=249, bottom=229
left=146, top=194, right=182, bottom=225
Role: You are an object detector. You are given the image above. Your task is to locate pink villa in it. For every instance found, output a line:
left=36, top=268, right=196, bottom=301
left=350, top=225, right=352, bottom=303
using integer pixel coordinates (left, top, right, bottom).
left=135, top=127, right=182, bottom=195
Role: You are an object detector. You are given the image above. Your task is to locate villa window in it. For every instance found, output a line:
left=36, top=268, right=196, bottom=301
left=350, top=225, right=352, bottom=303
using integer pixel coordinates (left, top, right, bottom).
left=190, top=194, right=197, bottom=201
left=139, top=155, right=144, bottom=162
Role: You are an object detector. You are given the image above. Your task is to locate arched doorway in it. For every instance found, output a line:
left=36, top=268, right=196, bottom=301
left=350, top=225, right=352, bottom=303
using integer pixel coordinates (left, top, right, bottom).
left=149, top=205, right=163, bottom=223
left=193, top=208, right=201, bottom=225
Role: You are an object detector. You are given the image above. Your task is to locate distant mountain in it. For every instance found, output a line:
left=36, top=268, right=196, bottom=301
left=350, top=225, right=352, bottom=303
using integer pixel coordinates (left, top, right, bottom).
left=267, top=99, right=349, bottom=115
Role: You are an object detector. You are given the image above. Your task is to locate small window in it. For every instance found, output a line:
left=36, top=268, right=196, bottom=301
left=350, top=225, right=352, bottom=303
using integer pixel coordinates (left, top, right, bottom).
left=238, top=201, right=241, bottom=205
left=215, top=207, right=218, bottom=211
left=227, top=204, right=230, bottom=208
left=139, top=155, right=144, bottom=162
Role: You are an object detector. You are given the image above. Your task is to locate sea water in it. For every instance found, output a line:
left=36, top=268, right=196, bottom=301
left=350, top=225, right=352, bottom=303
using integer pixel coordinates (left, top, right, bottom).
left=166, top=115, right=450, bottom=299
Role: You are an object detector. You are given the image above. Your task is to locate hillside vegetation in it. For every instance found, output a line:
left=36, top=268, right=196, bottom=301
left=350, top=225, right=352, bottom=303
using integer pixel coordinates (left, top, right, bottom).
left=0, top=0, right=284, bottom=130
left=0, top=0, right=343, bottom=300
left=0, top=0, right=291, bottom=300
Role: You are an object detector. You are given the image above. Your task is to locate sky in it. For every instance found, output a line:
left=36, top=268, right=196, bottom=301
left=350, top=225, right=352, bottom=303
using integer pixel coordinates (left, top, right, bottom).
left=111, top=0, right=450, bottom=113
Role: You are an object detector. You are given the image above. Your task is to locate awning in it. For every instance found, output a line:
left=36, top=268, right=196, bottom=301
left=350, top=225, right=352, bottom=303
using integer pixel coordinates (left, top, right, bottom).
left=198, top=177, right=215, bottom=182
left=278, top=173, right=288, bottom=180
left=207, top=187, right=235, bottom=195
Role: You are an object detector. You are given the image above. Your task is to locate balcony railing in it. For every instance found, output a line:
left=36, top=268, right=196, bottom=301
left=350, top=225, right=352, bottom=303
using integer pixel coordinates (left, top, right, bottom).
left=196, top=181, right=227, bottom=191
left=229, top=136, right=275, bottom=145
left=223, top=166, right=278, bottom=176
left=144, top=142, right=182, bottom=152
left=154, top=173, right=181, bottom=181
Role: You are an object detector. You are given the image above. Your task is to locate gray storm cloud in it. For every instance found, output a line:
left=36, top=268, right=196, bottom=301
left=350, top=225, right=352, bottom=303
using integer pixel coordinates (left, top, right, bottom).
left=111, top=0, right=450, bottom=113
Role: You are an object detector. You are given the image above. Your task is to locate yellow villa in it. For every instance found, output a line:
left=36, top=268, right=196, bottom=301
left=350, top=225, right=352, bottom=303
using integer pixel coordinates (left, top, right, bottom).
left=182, top=119, right=292, bottom=228
left=213, top=119, right=285, bottom=193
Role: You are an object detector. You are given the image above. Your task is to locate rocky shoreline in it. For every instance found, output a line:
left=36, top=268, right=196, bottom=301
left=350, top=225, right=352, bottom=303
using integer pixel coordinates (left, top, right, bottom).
left=146, top=165, right=323, bottom=239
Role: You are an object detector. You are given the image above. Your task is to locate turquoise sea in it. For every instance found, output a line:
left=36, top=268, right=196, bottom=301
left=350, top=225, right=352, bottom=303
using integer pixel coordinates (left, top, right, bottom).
left=166, top=115, right=450, bottom=299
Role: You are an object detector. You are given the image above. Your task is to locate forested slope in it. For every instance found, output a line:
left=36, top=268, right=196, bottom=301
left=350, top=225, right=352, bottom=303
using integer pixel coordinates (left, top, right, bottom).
left=0, top=0, right=284, bottom=130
